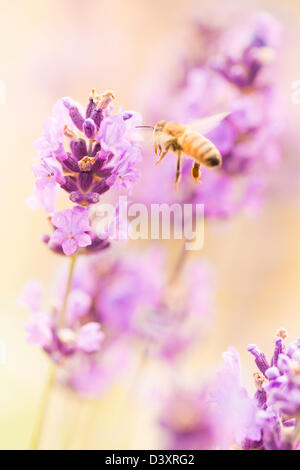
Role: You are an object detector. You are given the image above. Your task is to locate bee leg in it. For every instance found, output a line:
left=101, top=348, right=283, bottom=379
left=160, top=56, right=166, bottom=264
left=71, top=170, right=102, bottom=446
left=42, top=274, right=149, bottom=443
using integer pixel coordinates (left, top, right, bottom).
left=155, top=147, right=169, bottom=165
left=192, top=162, right=202, bottom=184
left=155, top=141, right=174, bottom=165
left=174, top=152, right=183, bottom=191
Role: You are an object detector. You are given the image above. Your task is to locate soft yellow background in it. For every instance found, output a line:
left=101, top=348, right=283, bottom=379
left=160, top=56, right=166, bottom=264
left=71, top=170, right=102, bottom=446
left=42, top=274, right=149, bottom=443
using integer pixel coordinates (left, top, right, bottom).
left=0, top=0, right=300, bottom=449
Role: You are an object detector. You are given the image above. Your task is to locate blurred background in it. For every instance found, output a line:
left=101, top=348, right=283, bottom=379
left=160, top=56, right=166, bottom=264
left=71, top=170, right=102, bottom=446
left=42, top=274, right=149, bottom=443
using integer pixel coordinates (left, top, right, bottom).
left=1, top=0, right=300, bottom=449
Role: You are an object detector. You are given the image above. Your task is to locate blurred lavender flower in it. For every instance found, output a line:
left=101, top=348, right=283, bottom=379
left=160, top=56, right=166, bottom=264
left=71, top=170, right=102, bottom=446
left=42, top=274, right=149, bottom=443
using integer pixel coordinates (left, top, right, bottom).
left=160, top=329, right=300, bottom=450
left=211, top=347, right=261, bottom=448
left=22, top=246, right=216, bottom=396
left=96, top=249, right=216, bottom=361
left=160, top=390, right=218, bottom=450
left=135, top=11, right=282, bottom=218
left=160, top=347, right=259, bottom=450
left=246, top=329, right=300, bottom=450
left=21, top=270, right=118, bottom=397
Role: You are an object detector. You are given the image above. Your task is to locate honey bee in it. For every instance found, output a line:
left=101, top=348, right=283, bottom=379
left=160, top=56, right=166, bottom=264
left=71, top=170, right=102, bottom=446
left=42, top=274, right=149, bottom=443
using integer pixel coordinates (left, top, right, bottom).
left=152, top=112, right=228, bottom=189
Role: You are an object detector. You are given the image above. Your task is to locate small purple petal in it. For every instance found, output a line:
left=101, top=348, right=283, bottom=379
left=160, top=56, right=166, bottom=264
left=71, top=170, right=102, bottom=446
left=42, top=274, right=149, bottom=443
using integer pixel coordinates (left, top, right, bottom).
left=75, top=232, right=92, bottom=248
left=83, top=118, right=96, bottom=139
left=62, top=155, right=80, bottom=172
left=62, top=238, right=78, bottom=256
left=61, top=176, right=78, bottom=193
left=92, top=180, right=111, bottom=195
left=70, top=191, right=84, bottom=204
left=70, top=139, right=88, bottom=160
left=78, top=172, right=93, bottom=192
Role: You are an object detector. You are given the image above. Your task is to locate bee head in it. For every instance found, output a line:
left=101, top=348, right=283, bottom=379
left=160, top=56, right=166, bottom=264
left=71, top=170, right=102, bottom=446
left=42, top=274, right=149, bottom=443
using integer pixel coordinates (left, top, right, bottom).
left=153, top=121, right=166, bottom=157
left=154, top=120, right=166, bottom=134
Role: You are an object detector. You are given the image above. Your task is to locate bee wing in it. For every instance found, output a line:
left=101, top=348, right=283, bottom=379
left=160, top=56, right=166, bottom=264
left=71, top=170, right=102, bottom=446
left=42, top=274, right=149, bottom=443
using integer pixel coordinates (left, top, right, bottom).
left=188, top=112, right=229, bottom=135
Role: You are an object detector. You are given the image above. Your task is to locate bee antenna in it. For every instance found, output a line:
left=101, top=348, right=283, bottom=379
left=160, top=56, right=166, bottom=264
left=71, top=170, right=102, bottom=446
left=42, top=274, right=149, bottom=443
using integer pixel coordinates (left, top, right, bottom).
left=135, top=125, right=154, bottom=129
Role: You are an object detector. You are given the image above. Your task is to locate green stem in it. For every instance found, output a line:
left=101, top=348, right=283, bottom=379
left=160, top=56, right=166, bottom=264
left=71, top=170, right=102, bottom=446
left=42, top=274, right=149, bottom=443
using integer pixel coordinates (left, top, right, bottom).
left=29, top=254, right=78, bottom=450
left=59, top=254, right=78, bottom=328
left=28, top=364, right=56, bottom=450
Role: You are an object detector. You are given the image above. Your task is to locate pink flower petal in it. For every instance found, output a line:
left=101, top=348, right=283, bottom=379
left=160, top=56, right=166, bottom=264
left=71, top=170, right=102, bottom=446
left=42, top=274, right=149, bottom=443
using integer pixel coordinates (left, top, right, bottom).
left=75, top=232, right=91, bottom=248
left=62, top=238, right=78, bottom=256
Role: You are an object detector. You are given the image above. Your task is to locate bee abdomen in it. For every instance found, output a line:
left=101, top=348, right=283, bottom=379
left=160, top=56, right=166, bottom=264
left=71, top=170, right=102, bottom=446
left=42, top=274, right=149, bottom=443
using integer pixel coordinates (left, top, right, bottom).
left=180, top=131, right=221, bottom=167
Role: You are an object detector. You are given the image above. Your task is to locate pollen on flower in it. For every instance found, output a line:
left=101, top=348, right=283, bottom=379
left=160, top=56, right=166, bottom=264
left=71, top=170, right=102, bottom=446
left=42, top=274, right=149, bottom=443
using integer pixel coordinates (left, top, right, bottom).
left=276, top=328, right=288, bottom=340
left=253, top=371, right=266, bottom=391
left=89, top=88, right=100, bottom=103
left=78, top=156, right=97, bottom=172
left=99, top=90, right=115, bottom=109
left=63, top=125, right=76, bottom=139
left=57, top=328, right=76, bottom=345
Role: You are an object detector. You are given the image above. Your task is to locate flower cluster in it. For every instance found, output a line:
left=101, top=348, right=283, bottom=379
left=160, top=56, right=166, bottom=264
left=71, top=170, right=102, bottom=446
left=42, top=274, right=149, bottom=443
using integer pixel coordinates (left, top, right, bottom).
left=21, top=248, right=215, bottom=395
left=136, top=12, right=282, bottom=218
left=160, top=346, right=260, bottom=450
left=96, top=250, right=216, bottom=361
left=28, top=89, right=142, bottom=255
left=160, top=329, right=300, bottom=450
left=246, top=329, right=300, bottom=450
left=22, top=91, right=145, bottom=396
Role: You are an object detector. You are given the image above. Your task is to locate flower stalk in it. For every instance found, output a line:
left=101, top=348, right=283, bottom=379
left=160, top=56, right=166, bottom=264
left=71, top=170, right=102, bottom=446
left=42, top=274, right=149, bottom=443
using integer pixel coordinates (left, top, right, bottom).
left=28, top=364, right=56, bottom=450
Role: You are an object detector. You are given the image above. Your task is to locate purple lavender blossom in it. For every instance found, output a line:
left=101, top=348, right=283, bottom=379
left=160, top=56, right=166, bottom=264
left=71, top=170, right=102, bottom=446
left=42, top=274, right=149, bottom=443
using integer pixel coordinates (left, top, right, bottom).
left=50, top=206, right=92, bottom=256
left=246, top=329, right=300, bottom=450
left=29, top=89, right=143, bottom=256
left=135, top=12, right=282, bottom=218
left=32, top=89, right=142, bottom=212
left=96, top=249, right=216, bottom=361
left=211, top=12, right=281, bottom=89
left=160, top=390, right=218, bottom=450
left=25, top=313, right=54, bottom=347
left=19, top=280, right=43, bottom=312
left=211, top=347, right=261, bottom=448
left=76, top=323, right=104, bottom=353
left=160, top=347, right=260, bottom=450
left=22, top=276, right=105, bottom=370
left=160, top=329, right=300, bottom=450
left=30, top=90, right=141, bottom=212
left=32, top=159, right=64, bottom=190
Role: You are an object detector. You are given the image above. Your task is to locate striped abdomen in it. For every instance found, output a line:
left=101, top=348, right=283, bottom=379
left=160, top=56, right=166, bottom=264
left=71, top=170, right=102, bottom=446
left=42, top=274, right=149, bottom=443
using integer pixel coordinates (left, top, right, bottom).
left=178, top=130, right=222, bottom=167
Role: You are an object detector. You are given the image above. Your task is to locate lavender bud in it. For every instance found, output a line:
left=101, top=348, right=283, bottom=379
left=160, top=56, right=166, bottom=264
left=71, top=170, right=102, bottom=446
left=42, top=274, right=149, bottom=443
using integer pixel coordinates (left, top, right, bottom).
left=123, top=112, right=133, bottom=121
left=247, top=344, right=270, bottom=376
left=277, top=353, right=291, bottom=373
left=83, top=118, right=97, bottom=139
left=78, top=172, right=93, bottom=192
left=86, top=192, right=101, bottom=204
left=86, top=99, right=96, bottom=118
left=61, top=176, right=78, bottom=193
left=62, top=155, right=79, bottom=172
left=91, top=108, right=103, bottom=129
left=63, top=99, right=84, bottom=131
left=91, top=142, right=101, bottom=157
left=265, top=366, right=280, bottom=380
left=69, top=191, right=84, bottom=204
left=70, top=139, right=88, bottom=160
left=92, top=180, right=110, bottom=195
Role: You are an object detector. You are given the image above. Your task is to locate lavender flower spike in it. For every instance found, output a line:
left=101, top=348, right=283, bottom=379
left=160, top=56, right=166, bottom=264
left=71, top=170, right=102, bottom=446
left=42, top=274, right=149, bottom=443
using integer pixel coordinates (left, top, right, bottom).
left=247, top=344, right=270, bottom=376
